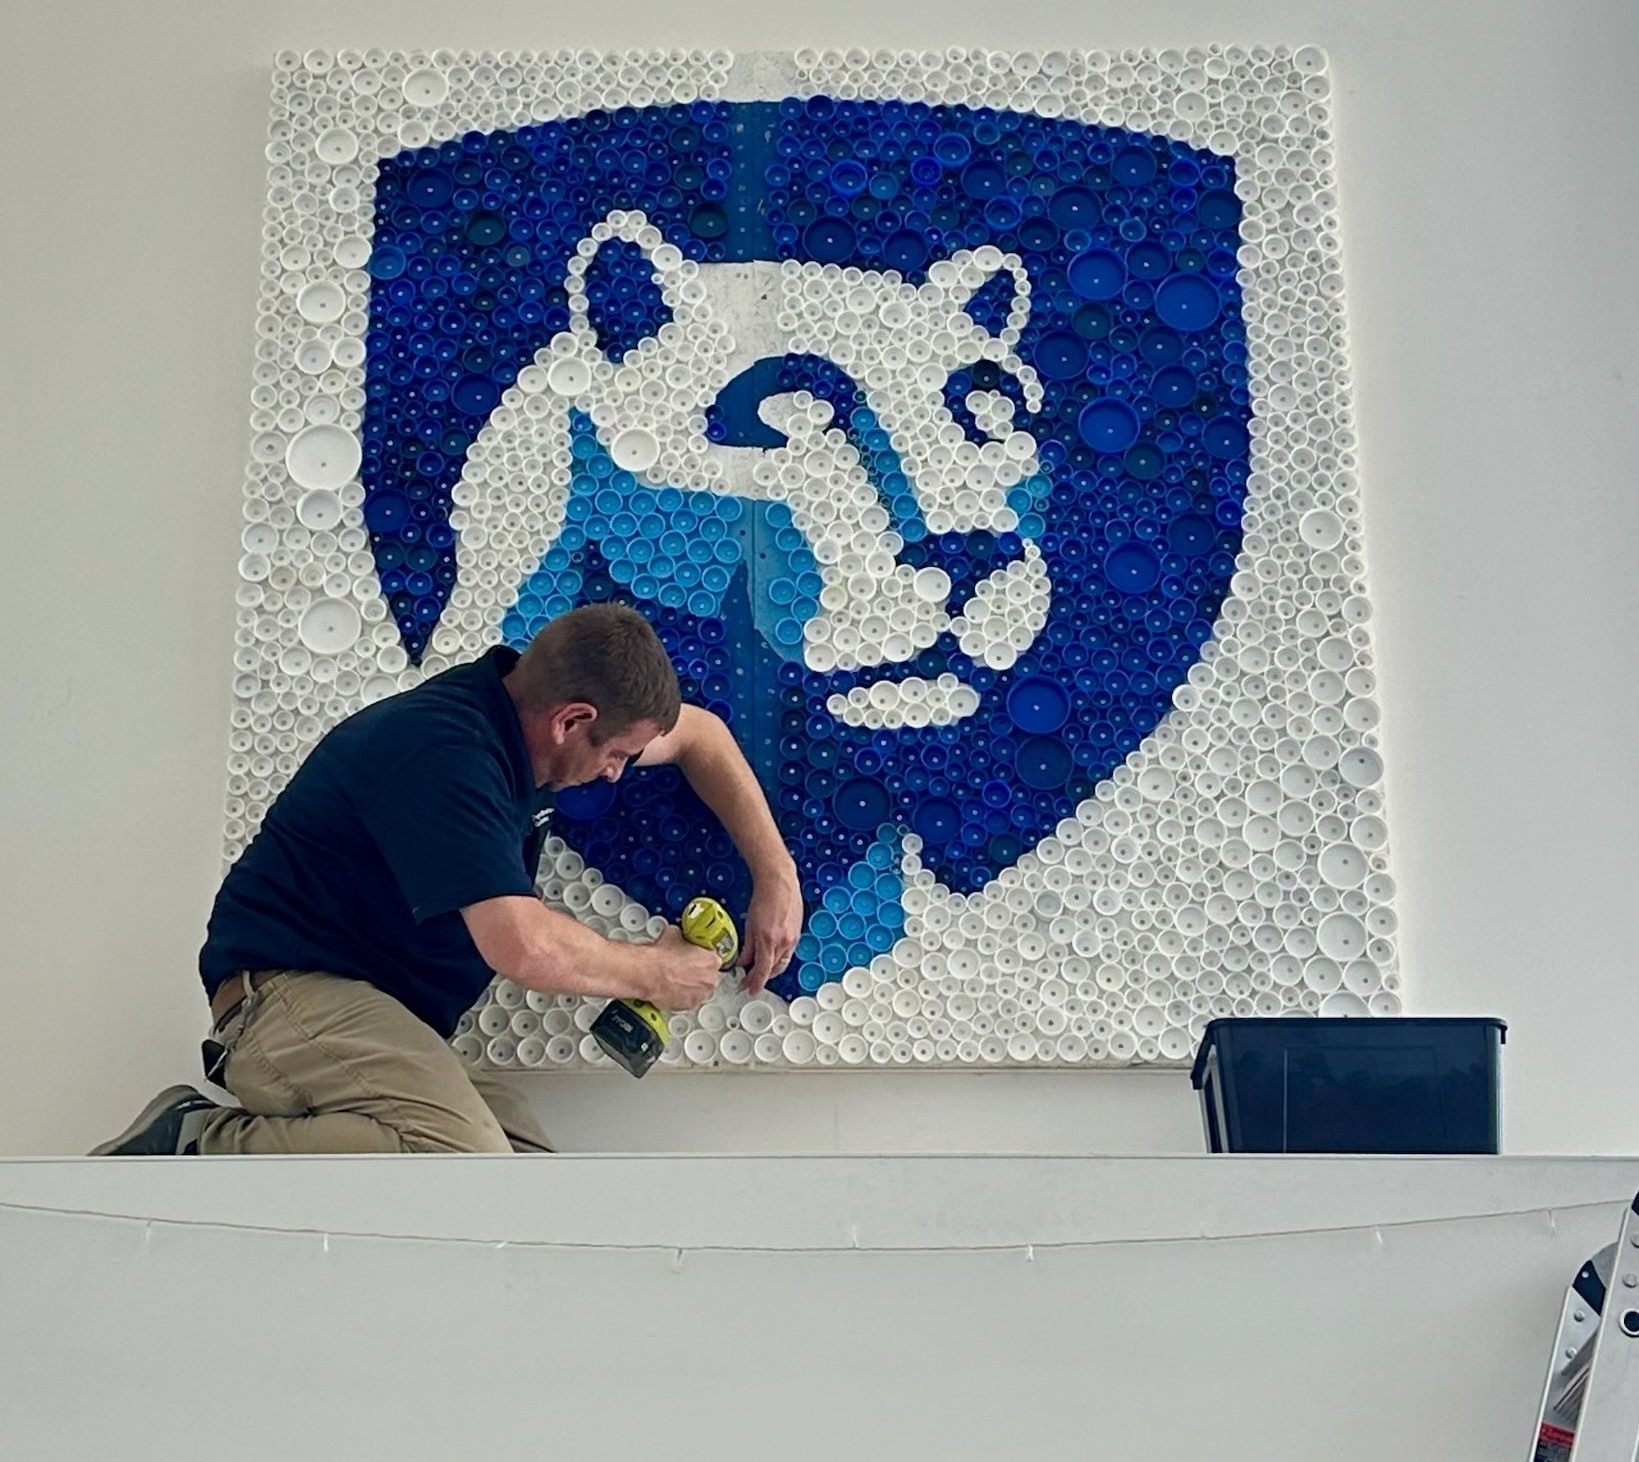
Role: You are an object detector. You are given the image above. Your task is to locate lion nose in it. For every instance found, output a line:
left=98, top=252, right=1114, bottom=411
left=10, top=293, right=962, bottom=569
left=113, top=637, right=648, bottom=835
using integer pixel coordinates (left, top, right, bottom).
left=706, top=357, right=789, bottom=448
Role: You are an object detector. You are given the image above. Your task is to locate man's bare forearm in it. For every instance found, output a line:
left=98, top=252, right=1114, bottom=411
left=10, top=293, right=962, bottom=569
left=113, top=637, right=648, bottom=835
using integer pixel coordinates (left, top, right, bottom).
left=676, top=710, right=796, bottom=880
left=464, top=895, right=656, bottom=1000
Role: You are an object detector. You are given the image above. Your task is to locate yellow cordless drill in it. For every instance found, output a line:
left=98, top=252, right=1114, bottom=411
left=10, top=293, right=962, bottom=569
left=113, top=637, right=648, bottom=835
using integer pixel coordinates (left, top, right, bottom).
left=590, top=896, right=739, bottom=1078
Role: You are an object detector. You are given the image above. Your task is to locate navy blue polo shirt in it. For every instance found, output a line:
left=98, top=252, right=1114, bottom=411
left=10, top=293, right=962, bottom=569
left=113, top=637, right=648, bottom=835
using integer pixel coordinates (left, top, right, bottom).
left=200, top=646, right=555, bottom=1037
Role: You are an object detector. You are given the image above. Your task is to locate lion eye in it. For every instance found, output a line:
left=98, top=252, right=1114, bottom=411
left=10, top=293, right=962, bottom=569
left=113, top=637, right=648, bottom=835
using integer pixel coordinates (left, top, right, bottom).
left=943, top=361, right=1028, bottom=445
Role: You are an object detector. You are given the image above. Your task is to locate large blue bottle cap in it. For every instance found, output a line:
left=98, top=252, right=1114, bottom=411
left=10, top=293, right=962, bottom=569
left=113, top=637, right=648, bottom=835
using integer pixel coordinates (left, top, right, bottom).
left=367, top=244, right=407, bottom=280
left=1204, top=416, right=1250, bottom=459
left=1035, top=330, right=1089, bottom=381
left=364, top=491, right=410, bottom=533
left=913, top=798, right=962, bottom=845
left=1104, top=541, right=1162, bottom=593
left=1067, top=248, right=1126, bottom=301
left=1111, top=145, right=1158, bottom=185
left=1166, top=513, right=1217, bottom=557
left=1006, top=675, right=1071, bottom=734
left=1015, top=736, right=1073, bottom=790
left=1196, top=190, right=1242, bottom=230
left=878, top=227, right=930, bottom=272
left=1078, top=398, right=1140, bottom=453
left=834, top=777, right=890, bottom=830
left=452, top=374, right=502, bottom=416
left=804, top=217, right=855, bottom=262
left=1151, top=365, right=1198, bottom=406
left=1154, top=273, right=1222, bottom=332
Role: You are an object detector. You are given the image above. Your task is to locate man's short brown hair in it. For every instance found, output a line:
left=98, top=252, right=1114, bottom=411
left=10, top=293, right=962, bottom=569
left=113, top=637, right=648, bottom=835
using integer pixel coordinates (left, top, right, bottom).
left=510, top=603, right=681, bottom=741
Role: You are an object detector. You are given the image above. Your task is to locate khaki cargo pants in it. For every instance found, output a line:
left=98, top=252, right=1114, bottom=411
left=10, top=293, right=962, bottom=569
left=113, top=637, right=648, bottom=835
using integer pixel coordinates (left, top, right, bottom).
left=195, top=971, right=553, bottom=1155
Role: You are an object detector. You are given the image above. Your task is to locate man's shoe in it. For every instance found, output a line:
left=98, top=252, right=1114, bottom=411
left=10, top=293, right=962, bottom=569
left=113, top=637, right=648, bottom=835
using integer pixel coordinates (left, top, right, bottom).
left=89, top=1085, right=220, bottom=1156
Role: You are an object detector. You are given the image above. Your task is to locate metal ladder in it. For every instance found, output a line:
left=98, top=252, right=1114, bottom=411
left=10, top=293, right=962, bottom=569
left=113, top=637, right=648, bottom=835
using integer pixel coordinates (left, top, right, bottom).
left=1532, top=1193, right=1639, bottom=1460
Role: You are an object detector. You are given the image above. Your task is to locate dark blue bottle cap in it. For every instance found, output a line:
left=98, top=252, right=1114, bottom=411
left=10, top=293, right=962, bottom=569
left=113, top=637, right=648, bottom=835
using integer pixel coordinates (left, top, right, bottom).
left=407, top=171, right=455, bottom=207
left=1154, top=273, right=1222, bottom=332
left=1124, top=442, right=1165, bottom=480
left=689, top=203, right=729, bottom=239
left=1072, top=302, right=1111, bottom=341
left=1196, top=189, right=1242, bottom=230
left=364, top=491, right=410, bottom=533
left=1050, top=186, right=1099, bottom=229
left=1067, top=248, right=1126, bottom=301
left=1077, top=397, right=1140, bottom=453
left=367, top=245, right=407, bottom=280
left=1035, top=329, right=1089, bottom=381
left=1006, top=675, right=1071, bottom=734
left=1112, top=146, right=1158, bottom=184
left=913, top=797, right=962, bottom=845
left=1167, top=513, right=1217, bottom=557
left=1139, top=326, right=1184, bottom=365
left=1126, top=241, right=1171, bottom=280
left=465, top=211, right=506, bottom=246
left=1015, top=736, right=1073, bottom=790
left=1151, top=365, right=1198, bottom=406
left=1104, top=541, right=1162, bottom=593
left=804, top=217, right=855, bottom=263
left=1203, top=416, right=1250, bottom=459
left=960, top=160, right=1006, bottom=199
left=452, top=374, right=502, bottom=416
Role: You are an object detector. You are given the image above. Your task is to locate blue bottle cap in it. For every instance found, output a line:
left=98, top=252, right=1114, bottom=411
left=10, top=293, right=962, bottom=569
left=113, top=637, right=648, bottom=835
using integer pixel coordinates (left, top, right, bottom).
left=1035, top=329, right=1089, bottom=381
left=1154, top=273, right=1222, bottom=332
left=1104, top=541, right=1162, bottom=593
left=804, top=217, right=855, bottom=263
left=1151, top=365, right=1198, bottom=406
left=1124, top=442, right=1165, bottom=480
left=1077, top=398, right=1140, bottom=453
left=826, top=159, right=867, bottom=197
left=1067, top=248, right=1126, bottom=301
left=1126, top=241, right=1171, bottom=280
left=1112, top=145, right=1159, bottom=185
left=452, top=374, right=501, bottom=416
left=689, top=203, right=728, bottom=239
left=1050, top=186, right=1098, bottom=229
left=364, top=491, right=410, bottom=533
left=1006, top=675, right=1071, bottom=734
left=465, top=211, right=506, bottom=246
left=1196, top=190, right=1242, bottom=230
left=1203, top=416, right=1250, bottom=459
left=1015, top=736, right=1073, bottom=790
left=1165, top=513, right=1217, bottom=557
left=960, top=160, right=1006, bottom=199
left=913, top=798, right=961, bottom=845
left=367, top=245, right=407, bottom=280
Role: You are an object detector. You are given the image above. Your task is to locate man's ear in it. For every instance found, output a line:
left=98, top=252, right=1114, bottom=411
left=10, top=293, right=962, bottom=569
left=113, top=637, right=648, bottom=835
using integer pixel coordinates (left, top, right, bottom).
left=548, top=701, right=598, bottom=743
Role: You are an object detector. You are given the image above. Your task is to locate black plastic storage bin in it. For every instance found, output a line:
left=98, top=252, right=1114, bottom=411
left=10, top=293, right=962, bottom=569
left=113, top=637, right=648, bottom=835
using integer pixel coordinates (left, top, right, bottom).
left=1190, top=1017, right=1506, bottom=1154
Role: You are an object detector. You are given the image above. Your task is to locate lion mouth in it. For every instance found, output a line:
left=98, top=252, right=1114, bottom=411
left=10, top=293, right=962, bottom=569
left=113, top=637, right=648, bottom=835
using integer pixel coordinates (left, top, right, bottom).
left=822, top=543, right=1051, bottom=728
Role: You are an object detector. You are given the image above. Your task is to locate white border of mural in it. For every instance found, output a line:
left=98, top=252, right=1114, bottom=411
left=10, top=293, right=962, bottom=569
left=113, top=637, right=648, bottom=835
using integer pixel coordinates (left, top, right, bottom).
left=231, top=46, right=1396, bottom=1073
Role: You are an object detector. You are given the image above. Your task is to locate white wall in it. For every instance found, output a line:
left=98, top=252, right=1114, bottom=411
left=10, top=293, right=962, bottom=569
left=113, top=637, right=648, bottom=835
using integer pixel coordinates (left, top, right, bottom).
left=1, top=0, right=1634, bottom=1157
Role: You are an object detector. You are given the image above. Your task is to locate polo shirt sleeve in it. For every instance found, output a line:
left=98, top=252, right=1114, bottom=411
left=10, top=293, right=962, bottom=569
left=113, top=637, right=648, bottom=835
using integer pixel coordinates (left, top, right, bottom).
left=354, top=740, right=534, bottom=923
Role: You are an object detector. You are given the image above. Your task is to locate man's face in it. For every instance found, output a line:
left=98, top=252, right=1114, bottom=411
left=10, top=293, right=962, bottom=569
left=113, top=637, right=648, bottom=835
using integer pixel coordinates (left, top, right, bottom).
left=552, top=716, right=662, bottom=791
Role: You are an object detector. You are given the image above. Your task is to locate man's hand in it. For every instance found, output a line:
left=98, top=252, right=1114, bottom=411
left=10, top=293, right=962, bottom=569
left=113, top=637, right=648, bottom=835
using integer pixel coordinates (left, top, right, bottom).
left=645, top=926, right=723, bottom=1010
left=741, top=862, right=804, bottom=992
